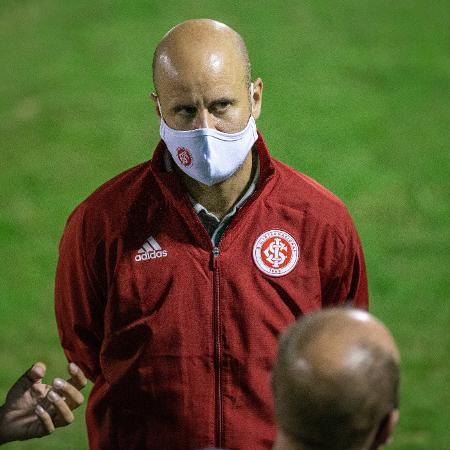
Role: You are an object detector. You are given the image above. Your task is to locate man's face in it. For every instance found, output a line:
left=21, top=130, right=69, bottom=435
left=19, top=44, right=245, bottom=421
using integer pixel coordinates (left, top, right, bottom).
left=154, top=46, right=260, bottom=133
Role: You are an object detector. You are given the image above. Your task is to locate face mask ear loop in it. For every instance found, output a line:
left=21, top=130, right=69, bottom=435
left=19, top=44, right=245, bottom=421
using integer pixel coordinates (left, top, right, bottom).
left=156, top=97, right=164, bottom=119
left=250, top=82, right=255, bottom=119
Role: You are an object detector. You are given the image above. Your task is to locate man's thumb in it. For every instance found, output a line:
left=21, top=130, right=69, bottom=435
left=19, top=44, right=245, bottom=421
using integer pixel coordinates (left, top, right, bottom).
left=27, top=362, right=46, bottom=383
left=8, top=362, right=46, bottom=397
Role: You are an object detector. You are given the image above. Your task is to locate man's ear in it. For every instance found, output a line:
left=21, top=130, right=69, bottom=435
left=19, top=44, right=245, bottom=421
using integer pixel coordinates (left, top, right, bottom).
left=150, top=92, right=161, bottom=118
left=251, top=78, right=263, bottom=120
left=372, top=409, right=399, bottom=449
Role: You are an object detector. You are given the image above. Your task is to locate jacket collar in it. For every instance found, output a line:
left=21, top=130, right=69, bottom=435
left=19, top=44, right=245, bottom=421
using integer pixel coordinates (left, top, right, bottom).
left=150, top=130, right=276, bottom=249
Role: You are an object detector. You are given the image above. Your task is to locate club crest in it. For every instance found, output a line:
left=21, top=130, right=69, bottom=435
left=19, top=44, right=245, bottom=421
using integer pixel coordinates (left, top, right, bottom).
left=176, top=147, right=193, bottom=167
left=253, top=229, right=299, bottom=277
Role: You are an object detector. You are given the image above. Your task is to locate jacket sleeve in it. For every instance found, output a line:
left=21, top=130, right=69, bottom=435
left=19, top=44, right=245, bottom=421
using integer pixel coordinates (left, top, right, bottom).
left=323, top=216, right=369, bottom=310
left=54, top=206, right=106, bottom=381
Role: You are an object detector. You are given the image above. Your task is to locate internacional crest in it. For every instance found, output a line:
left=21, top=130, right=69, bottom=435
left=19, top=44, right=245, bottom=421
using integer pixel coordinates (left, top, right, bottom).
left=253, top=229, right=299, bottom=277
left=176, top=147, right=193, bottom=167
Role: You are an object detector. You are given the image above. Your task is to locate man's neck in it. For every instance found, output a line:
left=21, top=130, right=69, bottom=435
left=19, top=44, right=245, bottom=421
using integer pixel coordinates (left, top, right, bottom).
left=272, top=431, right=305, bottom=450
left=273, top=430, right=374, bottom=450
left=180, top=148, right=256, bottom=220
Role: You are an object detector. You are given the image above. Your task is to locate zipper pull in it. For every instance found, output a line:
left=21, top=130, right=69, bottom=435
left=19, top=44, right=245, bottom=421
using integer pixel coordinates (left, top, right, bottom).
left=211, top=247, right=220, bottom=269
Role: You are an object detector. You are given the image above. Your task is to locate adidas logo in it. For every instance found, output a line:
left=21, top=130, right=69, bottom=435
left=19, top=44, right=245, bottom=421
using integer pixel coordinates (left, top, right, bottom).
left=134, top=235, right=168, bottom=262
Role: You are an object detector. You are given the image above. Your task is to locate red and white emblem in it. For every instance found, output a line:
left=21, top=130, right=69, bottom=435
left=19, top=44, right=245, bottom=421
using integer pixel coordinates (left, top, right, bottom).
left=176, top=147, right=193, bottom=167
left=253, top=230, right=299, bottom=277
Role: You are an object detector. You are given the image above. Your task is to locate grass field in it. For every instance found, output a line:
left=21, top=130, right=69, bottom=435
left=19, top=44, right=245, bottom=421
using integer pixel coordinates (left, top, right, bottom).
left=1, top=1, right=449, bottom=449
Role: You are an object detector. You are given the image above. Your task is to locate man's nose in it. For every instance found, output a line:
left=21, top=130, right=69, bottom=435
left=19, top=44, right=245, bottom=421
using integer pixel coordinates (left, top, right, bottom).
left=193, top=109, right=214, bottom=129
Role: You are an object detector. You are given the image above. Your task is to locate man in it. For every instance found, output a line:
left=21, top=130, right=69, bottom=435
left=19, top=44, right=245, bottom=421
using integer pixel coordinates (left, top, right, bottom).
left=0, top=362, right=86, bottom=445
left=55, top=19, right=368, bottom=449
left=205, top=309, right=400, bottom=450
left=272, top=309, right=400, bottom=450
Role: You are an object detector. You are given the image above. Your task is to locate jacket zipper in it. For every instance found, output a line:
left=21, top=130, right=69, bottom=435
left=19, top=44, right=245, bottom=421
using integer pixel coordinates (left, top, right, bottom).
left=207, top=175, right=274, bottom=447
left=211, top=246, right=222, bottom=448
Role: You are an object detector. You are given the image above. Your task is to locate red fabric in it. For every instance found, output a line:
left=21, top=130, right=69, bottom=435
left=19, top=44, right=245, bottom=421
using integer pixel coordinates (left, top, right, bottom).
left=55, top=132, right=368, bottom=450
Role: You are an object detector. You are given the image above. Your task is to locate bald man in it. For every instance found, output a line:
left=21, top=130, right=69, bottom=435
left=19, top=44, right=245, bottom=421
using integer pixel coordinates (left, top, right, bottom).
left=272, top=309, right=400, bottom=450
left=55, top=19, right=368, bottom=449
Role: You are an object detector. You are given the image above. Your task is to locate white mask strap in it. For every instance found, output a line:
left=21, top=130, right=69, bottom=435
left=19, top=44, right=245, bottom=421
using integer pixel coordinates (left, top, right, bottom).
left=249, top=82, right=256, bottom=117
left=156, top=97, right=163, bottom=118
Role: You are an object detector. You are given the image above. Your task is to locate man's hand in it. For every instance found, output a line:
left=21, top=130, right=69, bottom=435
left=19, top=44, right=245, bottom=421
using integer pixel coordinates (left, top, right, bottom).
left=0, top=362, right=87, bottom=444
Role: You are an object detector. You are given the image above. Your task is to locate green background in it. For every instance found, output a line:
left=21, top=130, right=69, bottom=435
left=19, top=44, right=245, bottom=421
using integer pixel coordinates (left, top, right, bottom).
left=1, top=1, right=449, bottom=449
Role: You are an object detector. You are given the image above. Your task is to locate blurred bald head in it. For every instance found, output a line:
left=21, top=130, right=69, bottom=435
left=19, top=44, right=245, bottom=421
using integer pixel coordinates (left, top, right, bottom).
left=152, top=19, right=251, bottom=93
left=272, top=309, right=400, bottom=450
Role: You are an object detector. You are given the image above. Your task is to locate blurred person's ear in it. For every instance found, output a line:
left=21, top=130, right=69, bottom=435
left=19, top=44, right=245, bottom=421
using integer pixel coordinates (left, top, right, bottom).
left=371, top=409, right=399, bottom=449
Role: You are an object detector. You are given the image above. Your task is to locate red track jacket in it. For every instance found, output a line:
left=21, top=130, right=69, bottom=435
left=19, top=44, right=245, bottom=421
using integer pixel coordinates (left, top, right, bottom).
left=55, top=132, right=368, bottom=450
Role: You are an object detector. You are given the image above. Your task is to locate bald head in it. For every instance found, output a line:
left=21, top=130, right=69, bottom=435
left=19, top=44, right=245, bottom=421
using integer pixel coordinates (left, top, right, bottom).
left=152, top=19, right=251, bottom=93
left=150, top=19, right=262, bottom=133
left=272, top=309, right=400, bottom=450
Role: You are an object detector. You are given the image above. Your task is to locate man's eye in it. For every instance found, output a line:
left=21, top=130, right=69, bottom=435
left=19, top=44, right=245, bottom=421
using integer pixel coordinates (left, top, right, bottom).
left=211, top=101, right=231, bottom=113
left=179, top=106, right=196, bottom=117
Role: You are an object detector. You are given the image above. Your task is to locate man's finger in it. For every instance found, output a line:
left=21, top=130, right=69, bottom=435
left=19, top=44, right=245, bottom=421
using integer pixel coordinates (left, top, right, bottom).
left=30, top=382, right=49, bottom=401
left=47, top=391, right=74, bottom=426
left=52, top=378, right=84, bottom=410
left=27, top=362, right=46, bottom=383
left=6, top=362, right=47, bottom=401
left=66, top=363, right=87, bottom=390
left=35, top=405, right=55, bottom=434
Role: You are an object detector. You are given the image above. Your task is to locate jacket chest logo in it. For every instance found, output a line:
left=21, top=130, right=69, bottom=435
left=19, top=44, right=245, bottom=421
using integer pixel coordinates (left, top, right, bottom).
left=134, top=235, right=168, bottom=262
left=253, top=230, right=299, bottom=277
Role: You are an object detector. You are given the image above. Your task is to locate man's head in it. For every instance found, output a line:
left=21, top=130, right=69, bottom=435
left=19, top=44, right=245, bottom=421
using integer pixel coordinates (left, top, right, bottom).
left=152, top=19, right=262, bottom=132
left=272, top=309, right=400, bottom=450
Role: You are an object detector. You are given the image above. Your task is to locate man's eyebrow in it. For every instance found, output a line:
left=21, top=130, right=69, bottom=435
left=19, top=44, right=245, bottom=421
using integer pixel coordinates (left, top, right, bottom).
left=208, top=97, right=237, bottom=106
left=171, top=97, right=237, bottom=113
left=171, top=103, right=196, bottom=113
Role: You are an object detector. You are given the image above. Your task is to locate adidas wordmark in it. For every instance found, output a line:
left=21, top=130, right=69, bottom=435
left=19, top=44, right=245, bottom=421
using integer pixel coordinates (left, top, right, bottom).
left=135, top=236, right=168, bottom=262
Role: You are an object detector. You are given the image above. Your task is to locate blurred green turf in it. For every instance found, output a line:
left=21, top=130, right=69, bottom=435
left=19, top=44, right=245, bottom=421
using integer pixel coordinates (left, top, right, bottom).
left=1, top=1, right=449, bottom=449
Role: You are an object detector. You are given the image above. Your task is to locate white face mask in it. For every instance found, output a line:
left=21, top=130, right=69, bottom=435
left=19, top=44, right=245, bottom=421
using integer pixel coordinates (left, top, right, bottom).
left=158, top=87, right=258, bottom=186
